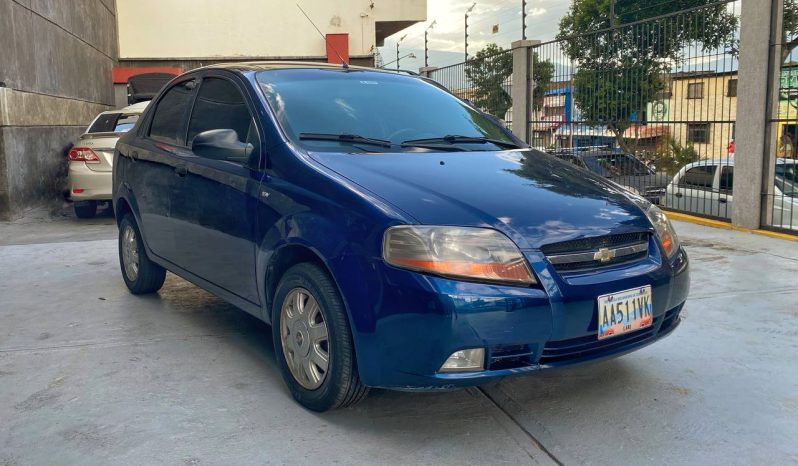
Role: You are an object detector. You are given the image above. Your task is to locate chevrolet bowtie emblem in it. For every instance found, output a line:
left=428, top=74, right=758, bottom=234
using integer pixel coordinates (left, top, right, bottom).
left=593, top=247, right=616, bottom=263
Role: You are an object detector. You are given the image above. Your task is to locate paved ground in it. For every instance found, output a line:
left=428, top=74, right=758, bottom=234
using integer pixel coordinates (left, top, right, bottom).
left=1, top=210, right=797, bottom=465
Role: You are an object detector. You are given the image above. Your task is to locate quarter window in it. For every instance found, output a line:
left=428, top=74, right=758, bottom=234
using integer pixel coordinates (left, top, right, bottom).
left=719, top=166, right=734, bottom=193
left=687, top=123, right=710, bottom=144
left=150, top=81, right=196, bottom=145
left=679, top=165, right=717, bottom=190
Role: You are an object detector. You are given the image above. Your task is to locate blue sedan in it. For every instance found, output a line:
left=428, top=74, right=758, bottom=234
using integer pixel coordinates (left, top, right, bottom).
left=112, top=62, right=689, bottom=411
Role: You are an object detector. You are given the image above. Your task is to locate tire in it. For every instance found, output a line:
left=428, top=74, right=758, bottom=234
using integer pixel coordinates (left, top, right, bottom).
left=74, top=201, right=97, bottom=219
left=118, top=213, right=166, bottom=295
left=272, top=263, right=368, bottom=411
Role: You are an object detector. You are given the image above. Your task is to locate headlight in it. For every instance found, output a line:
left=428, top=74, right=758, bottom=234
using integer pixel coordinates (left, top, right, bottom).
left=383, top=226, right=536, bottom=286
left=644, top=204, right=681, bottom=259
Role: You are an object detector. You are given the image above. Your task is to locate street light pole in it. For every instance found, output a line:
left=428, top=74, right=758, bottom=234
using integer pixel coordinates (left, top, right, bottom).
left=424, top=20, right=436, bottom=68
left=396, top=34, right=407, bottom=70
left=465, top=2, right=476, bottom=62
left=522, top=0, right=527, bottom=40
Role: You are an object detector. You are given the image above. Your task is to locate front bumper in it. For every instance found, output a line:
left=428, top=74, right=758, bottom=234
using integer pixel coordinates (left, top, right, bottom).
left=344, top=246, right=689, bottom=390
left=67, top=162, right=112, bottom=201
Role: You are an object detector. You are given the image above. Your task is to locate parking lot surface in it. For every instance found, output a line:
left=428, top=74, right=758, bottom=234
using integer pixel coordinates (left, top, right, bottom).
left=1, top=213, right=797, bottom=465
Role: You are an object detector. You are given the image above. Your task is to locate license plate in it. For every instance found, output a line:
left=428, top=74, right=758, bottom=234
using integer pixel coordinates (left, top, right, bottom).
left=597, top=286, right=654, bottom=340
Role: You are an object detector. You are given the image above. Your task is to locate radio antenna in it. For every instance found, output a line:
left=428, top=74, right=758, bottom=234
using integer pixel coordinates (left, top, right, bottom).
left=296, top=4, right=349, bottom=69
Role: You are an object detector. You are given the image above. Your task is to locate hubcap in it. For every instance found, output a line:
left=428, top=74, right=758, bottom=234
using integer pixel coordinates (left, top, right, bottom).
left=121, top=225, right=139, bottom=281
left=280, top=288, right=329, bottom=390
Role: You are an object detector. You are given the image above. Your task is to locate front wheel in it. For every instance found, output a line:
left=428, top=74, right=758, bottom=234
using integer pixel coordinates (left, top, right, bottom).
left=272, top=263, right=368, bottom=411
left=118, top=214, right=166, bottom=294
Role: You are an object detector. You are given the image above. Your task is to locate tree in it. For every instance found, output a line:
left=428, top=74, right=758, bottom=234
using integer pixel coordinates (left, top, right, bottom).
left=465, top=44, right=514, bottom=118
left=464, top=43, right=554, bottom=120
left=557, top=0, right=738, bottom=152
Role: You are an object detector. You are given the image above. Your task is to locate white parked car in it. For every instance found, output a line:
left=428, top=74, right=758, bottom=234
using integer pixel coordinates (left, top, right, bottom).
left=67, top=101, right=150, bottom=218
left=664, top=158, right=798, bottom=229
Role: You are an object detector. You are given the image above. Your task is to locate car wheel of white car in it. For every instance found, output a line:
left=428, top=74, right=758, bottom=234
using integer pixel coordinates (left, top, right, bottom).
left=74, top=201, right=97, bottom=219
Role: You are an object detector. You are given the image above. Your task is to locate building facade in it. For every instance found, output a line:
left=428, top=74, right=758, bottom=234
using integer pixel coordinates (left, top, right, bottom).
left=0, top=0, right=117, bottom=220
left=113, top=0, right=426, bottom=106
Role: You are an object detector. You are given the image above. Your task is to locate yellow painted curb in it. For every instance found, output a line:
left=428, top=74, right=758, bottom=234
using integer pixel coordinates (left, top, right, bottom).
left=665, top=211, right=798, bottom=242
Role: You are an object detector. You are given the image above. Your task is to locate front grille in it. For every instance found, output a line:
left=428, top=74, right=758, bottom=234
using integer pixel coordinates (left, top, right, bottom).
left=542, top=232, right=650, bottom=272
left=488, top=344, right=535, bottom=370
left=538, top=304, right=683, bottom=366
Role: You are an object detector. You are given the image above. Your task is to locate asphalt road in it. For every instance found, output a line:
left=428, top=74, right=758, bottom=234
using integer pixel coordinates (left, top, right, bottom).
left=1, top=211, right=797, bottom=465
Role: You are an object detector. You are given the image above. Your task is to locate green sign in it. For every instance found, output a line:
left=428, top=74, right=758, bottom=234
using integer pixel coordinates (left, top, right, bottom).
left=781, top=67, right=798, bottom=100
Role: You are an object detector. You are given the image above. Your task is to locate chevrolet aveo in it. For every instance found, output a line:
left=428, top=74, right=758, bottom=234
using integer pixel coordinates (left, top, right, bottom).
left=112, top=63, right=690, bottom=411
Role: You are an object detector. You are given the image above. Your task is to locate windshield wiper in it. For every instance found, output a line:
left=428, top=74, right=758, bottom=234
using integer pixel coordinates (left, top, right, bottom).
left=400, top=135, right=521, bottom=150
left=299, top=133, right=393, bottom=148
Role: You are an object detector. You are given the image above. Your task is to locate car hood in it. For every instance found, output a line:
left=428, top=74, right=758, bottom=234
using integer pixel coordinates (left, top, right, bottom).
left=309, top=149, right=653, bottom=250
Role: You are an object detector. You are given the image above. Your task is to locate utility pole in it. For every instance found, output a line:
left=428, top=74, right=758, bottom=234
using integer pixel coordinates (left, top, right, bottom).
left=424, top=20, right=436, bottom=67
left=396, top=34, right=407, bottom=70
left=465, top=2, right=476, bottom=61
left=522, top=0, right=527, bottom=40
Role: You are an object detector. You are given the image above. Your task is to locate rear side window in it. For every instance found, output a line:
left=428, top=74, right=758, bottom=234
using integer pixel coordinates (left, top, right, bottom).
left=719, top=166, right=734, bottom=193
left=187, top=77, right=253, bottom=144
left=150, top=81, right=196, bottom=145
left=87, top=113, right=139, bottom=134
left=679, top=165, right=717, bottom=190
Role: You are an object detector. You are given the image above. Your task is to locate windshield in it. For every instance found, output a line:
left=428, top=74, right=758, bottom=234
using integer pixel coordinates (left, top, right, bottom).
left=87, top=113, right=139, bottom=134
left=583, top=153, right=652, bottom=177
left=255, top=69, right=515, bottom=152
left=776, top=163, right=798, bottom=198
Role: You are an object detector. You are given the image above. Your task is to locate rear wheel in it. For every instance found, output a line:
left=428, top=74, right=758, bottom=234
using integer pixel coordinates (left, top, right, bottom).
left=272, top=263, right=368, bottom=411
left=118, top=214, right=166, bottom=294
left=74, top=201, right=97, bottom=219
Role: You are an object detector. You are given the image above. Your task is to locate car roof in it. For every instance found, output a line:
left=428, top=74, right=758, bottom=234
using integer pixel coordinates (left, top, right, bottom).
left=190, top=61, right=417, bottom=77
left=682, top=157, right=798, bottom=171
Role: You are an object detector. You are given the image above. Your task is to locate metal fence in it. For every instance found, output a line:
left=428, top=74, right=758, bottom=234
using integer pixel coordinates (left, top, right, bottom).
left=764, top=0, right=798, bottom=232
left=428, top=49, right=514, bottom=129
left=526, top=1, right=740, bottom=219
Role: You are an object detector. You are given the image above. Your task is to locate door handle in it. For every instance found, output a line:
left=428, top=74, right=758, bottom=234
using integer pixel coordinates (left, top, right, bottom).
left=131, top=151, right=139, bottom=160
left=718, top=197, right=727, bottom=204
left=674, top=192, right=684, bottom=198
left=175, top=166, right=188, bottom=177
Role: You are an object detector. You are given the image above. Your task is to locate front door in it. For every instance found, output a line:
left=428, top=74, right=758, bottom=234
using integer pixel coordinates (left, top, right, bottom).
left=170, top=75, right=263, bottom=304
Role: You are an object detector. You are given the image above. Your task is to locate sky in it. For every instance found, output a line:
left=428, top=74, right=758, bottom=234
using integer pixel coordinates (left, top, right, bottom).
left=377, top=0, right=573, bottom=71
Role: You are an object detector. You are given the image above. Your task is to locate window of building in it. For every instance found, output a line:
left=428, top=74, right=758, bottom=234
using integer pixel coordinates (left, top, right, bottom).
left=679, top=165, right=717, bottom=190
left=719, top=166, right=734, bottom=193
left=727, top=79, right=738, bottom=97
left=687, top=82, right=704, bottom=99
left=187, top=77, right=260, bottom=164
left=687, top=123, right=710, bottom=144
left=150, top=80, right=196, bottom=145
left=544, top=106, right=564, bottom=118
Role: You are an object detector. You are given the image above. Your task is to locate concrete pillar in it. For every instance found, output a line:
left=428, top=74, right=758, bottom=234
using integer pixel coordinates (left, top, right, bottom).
left=418, top=66, right=438, bottom=78
left=510, top=40, right=540, bottom=143
left=732, top=0, right=779, bottom=229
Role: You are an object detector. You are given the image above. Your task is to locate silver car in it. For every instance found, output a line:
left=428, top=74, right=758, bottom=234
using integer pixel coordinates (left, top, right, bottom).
left=67, top=101, right=150, bottom=218
left=665, top=157, right=798, bottom=229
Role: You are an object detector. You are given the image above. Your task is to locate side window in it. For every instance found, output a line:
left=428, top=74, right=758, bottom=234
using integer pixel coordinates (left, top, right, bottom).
left=187, top=77, right=260, bottom=164
left=150, top=81, right=196, bottom=145
left=679, top=165, right=717, bottom=191
left=719, top=166, right=734, bottom=194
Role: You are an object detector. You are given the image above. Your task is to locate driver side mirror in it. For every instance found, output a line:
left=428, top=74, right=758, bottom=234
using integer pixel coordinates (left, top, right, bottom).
left=191, top=129, right=253, bottom=164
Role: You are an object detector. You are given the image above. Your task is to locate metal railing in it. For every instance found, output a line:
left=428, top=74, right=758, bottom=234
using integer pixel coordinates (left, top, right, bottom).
left=527, top=1, right=740, bottom=217
left=429, top=48, right=514, bottom=128
left=763, top=0, right=798, bottom=233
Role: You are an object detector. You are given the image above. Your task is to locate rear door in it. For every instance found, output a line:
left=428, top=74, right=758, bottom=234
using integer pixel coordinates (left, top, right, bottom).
left=717, top=165, right=733, bottom=219
left=668, top=164, right=719, bottom=216
left=170, top=74, right=263, bottom=303
left=130, top=78, right=197, bottom=261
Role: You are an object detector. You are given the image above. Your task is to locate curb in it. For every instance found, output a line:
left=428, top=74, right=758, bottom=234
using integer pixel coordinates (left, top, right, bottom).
left=665, top=211, right=798, bottom=242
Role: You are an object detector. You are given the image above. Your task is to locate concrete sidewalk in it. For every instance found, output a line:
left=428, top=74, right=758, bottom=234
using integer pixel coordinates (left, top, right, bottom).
left=0, top=218, right=796, bottom=465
